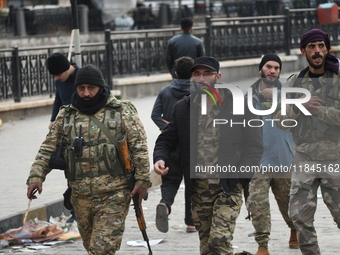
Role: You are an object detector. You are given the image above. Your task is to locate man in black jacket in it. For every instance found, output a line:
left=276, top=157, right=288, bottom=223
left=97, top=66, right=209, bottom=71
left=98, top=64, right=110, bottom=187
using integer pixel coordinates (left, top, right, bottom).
left=46, top=52, right=79, bottom=223
left=46, top=52, right=79, bottom=130
left=153, top=56, right=263, bottom=254
left=151, top=56, right=195, bottom=233
left=165, top=17, right=205, bottom=79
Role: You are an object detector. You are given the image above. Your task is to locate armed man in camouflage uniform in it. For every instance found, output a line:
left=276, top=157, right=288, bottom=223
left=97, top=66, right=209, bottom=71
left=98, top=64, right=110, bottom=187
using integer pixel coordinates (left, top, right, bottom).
left=26, top=64, right=151, bottom=255
left=275, top=29, right=340, bottom=255
left=246, top=54, right=297, bottom=255
left=154, top=56, right=263, bottom=254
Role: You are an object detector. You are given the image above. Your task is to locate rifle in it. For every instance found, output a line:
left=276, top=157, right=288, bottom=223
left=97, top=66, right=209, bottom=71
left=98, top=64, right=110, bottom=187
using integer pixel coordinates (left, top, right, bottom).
left=118, top=135, right=153, bottom=255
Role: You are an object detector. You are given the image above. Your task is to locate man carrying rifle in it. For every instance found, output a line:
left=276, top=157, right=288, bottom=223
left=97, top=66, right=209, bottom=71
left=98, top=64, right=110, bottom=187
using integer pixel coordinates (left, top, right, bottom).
left=26, top=64, right=151, bottom=255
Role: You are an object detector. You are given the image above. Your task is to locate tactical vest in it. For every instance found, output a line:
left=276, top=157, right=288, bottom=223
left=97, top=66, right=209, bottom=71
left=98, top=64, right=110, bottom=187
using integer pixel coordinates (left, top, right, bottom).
left=61, top=100, right=124, bottom=181
left=292, top=68, right=340, bottom=144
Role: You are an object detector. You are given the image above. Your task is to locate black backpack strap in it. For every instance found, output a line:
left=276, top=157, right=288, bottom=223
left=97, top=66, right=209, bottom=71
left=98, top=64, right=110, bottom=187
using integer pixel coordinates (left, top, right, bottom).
left=293, top=66, right=309, bottom=88
left=293, top=67, right=333, bottom=95
left=325, top=69, right=334, bottom=95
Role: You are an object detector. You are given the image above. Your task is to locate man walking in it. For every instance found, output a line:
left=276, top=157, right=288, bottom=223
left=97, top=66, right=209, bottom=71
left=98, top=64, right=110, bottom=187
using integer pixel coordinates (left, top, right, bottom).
left=46, top=52, right=80, bottom=222
left=165, top=17, right=205, bottom=78
left=154, top=56, right=263, bottom=254
left=27, top=64, right=151, bottom=255
left=151, top=56, right=195, bottom=233
left=275, top=29, right=340, bottom=255
left=246, top=54, right=298, bottom=255
left=46, top=52, right=79, bottom=129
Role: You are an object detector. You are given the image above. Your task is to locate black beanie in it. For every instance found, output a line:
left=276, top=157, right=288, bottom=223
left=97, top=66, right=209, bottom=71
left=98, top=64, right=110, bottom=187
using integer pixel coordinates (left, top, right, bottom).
left=259, top=54, right=282, bottom=70
left=75, top=64, right=105, bottom=88
left=46, top=53, right=70, bottom=75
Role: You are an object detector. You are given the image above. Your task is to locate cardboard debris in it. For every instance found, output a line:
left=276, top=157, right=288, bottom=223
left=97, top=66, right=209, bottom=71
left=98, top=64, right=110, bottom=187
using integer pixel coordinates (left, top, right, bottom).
left=0, top=223, right=64, bottom=244
left=56, top=231, right=81, bottom=241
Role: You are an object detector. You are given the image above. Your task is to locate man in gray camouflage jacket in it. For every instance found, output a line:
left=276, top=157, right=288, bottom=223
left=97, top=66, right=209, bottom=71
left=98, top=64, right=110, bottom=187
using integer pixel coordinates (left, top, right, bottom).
left=275, top=29, right=340, bottom=255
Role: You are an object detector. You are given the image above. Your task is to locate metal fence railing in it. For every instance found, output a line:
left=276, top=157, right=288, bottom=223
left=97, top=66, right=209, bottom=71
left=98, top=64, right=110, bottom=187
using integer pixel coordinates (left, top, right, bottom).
left=0, top=1, right=320, bottom=37
left=107, top=27, right=206, bottom=81
left=289, top=8, right=340, bottom=48
left=1, top=7, right=340, bottom=102
left=205, top=15, right=287, bottom=60
left=0, top=43, right=107, bottom=102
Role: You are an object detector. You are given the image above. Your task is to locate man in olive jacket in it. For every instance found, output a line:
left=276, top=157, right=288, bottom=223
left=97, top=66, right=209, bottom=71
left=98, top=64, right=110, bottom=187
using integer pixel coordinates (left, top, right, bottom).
left=275, top=29, right=340, bottom=255
left=154, top=56, right=263, bottom=254
left=27, top=64, right=151, bottom=255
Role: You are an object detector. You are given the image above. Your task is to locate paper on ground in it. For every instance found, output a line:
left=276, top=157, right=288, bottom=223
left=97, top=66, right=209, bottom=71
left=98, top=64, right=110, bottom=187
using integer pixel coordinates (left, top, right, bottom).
left=127, top=238, right=165, bottom=247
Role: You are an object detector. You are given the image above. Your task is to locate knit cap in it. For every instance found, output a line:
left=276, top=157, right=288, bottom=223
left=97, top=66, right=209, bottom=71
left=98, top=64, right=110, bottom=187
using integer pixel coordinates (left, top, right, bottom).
left=259, top=54, right=282, bottom=70
left=46, top=53, right=70, bottom=75
left=75, top=64, right=105, bottom=87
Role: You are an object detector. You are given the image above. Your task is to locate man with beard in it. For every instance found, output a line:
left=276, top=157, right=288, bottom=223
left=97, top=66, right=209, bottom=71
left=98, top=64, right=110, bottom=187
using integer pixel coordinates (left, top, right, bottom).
left=275, top=29, right=340, bottom=255
left=153, top=56, right=264, bottom=254
left=245, top=54, right=297, bottom=255
left=26, top=64, right=151, bottom=255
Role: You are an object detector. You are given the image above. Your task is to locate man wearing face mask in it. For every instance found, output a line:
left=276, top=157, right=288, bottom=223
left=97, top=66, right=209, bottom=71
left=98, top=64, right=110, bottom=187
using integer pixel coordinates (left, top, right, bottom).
left=26, top=64, right=151, bottom=255
left=275, top=29, right=340, bottom=255
left=154, top=56, right=263, bottom=254
left=246, top=54, right=297, bottom=255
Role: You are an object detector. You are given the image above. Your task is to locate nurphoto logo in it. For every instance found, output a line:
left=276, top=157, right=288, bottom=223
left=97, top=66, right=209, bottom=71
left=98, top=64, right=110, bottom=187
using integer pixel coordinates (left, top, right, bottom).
left=200, top=84, right=312, bottom=128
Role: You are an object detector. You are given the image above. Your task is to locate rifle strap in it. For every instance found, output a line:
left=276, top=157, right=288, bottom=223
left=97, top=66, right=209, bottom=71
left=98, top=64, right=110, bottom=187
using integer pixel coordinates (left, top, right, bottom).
left=56, top=141, right=63, bottom=157
left=89, top=115, right=125, bottom=170
left=293, top=67, right=333, bottom=133
left=293, top=67, right=333, bottom=95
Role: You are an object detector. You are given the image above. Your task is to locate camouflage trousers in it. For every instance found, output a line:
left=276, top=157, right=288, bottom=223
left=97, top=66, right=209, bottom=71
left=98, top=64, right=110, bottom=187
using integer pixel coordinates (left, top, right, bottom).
left=289, top=152, right=340, bottom=255
left=71, top=189, right=131, bottom=255
left=246, top=172, right=295, bottom=247
left=191, top=179, right=243, bottom=255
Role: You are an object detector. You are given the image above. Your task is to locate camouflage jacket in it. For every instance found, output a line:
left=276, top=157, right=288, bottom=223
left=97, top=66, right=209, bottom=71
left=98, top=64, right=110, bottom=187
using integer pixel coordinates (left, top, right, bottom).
left=27, top=94, right=151, bottom=196
left=275, top=69, right=340, bottom=161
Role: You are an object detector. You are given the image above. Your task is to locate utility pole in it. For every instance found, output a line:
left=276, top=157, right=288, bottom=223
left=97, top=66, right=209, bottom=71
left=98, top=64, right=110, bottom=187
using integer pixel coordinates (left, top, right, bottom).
left=70, top=0, right=82, bottom=66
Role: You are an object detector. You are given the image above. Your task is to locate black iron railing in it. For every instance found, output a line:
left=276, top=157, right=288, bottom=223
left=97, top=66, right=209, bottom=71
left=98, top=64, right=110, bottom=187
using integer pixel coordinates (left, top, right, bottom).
left=1, top=7, right=340, bottom=102
left=289, top=8, right=340, bottom=48
left=205, top=15, right=287, bottom=60
left=0, top=1, right=297, bottom=37
left=0, top=43, right=107, bottom=102
left=107, top=27, right=206, bottom=80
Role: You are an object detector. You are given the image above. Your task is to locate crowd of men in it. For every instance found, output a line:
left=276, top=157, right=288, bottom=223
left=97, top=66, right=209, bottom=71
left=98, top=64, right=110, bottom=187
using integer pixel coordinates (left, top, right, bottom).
left=25, top=22, right=340, bottom=255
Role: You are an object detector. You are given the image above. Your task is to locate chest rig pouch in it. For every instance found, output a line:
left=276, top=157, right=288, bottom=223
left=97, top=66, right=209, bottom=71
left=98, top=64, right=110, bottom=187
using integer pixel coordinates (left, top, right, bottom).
left=62, top=101, right=124, bottom=181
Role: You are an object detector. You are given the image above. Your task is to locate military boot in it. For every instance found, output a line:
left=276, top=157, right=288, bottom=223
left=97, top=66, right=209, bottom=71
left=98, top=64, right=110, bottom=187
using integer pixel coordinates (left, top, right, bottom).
left=255, top=247, right=270, bottom=255
left=289, top=230, right=299, bottom=249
